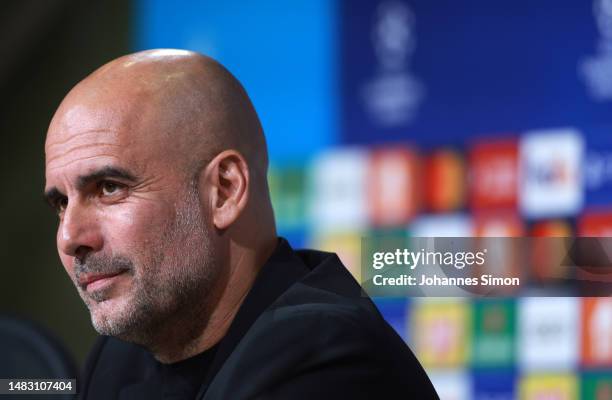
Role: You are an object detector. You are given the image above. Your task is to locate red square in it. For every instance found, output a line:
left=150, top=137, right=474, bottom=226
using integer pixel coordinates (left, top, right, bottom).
left=469, top=139, right=518, bottom=210
left=579, top=210, right=612, bottom=236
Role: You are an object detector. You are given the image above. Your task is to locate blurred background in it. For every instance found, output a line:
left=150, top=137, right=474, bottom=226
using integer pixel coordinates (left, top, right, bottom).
left=1, top=0, right=612, bottom=398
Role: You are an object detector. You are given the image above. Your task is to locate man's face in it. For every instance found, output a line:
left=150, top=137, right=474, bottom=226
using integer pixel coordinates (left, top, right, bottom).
left=44, top=97, right=219, bottom=344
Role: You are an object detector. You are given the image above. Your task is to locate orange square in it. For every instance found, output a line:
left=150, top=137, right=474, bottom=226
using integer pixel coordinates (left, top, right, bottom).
left=368, top=147, right=421, bottom=226
left=582, top=298, right=612, bottom=367
left=424, top=149, right=466, bottom=212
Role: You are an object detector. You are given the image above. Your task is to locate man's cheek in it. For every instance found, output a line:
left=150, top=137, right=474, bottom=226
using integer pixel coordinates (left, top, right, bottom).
left=112, top=202, right=170, bottom=230
left=102, top=207, right=168, bottom=250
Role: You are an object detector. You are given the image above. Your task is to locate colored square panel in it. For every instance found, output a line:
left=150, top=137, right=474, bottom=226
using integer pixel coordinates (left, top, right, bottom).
left=362, top=228, right=423, bottom=297
left=424, top=149, right=466, bottom=213
left=427, top=370, right=472, bottom=400
left=365, top=227, right=410, bottom=260
left=472, top=299, right=516, bottom=367
left=308, top=148, right=369, bottom=232
left=469, top=138, right=519, bottom=210
left=409, top=214, right=474, bottom=237
left=519, top=374, right=578, bottom=400
left=268, top=164, right=307, bottom=232
left=368, top=146, right=421, bottom=227
left=411, top=300, right=471, bottom=368
left=529, top=221, right=574, bottom=284
left=472, top=371, right=516, bottom=400
left=518, top=298, right=580, bottom=371
left=474, top=212, right=525, bottom=237
left=364, top=228, right=411, bottom=274
left=309, top=231, right=362, bottom=280
left=469, top=237, right=525, bottom=297
left=582, top=372, right=612, bottom=400
left=582, top=297, right=612, bottom=367
left=579, top=210, right=612, bottom=236
left=519, top=128, right=584, bottom=218
left=531, top=220, right=573, bottom=237
left=473, top=214, right=526, bottom=295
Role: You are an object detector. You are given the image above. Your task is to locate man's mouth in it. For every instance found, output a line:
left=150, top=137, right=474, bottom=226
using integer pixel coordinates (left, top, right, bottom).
left=79, top=270, right=128, bottom=292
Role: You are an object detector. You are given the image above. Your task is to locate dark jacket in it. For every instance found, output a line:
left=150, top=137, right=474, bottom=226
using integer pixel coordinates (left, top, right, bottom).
left=79, top=238, right=439, bottom=399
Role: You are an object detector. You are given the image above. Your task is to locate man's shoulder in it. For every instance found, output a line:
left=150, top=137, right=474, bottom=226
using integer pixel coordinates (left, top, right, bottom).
left=202, top=250, right=438, bottom=399
left=255, top=247, right=406, bottom=352
left=271, top=248, right=386, bottom=335
left=283, top=248, right=370, bottom=301
left=205, top=296, right=437, bottom=399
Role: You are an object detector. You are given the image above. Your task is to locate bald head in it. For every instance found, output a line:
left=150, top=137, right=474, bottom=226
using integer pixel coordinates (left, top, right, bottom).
left=46, top=49, right=277, bottom=255
left=49, top=49, right=268, bottom=183
left=44, top=50, right=277, bottom=360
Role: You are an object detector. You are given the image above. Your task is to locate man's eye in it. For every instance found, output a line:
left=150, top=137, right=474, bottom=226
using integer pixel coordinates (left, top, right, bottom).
left=100, top=181, right=122, bottom=196
left=57, top=198, right=68, bottom=213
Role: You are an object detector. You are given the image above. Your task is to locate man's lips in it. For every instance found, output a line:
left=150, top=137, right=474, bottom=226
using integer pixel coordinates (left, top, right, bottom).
left=79, top=270, right=128, bottom=291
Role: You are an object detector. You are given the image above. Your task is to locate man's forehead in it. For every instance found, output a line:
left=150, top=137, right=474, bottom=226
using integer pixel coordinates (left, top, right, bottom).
left=46, top=131, right=126, bottom=175
left=46, top=124, right=123, bottom=160
left=44, top=51, right=220, bottom=183
left=45, top=92, right=157, bottom=161
left=47, top=97, right=137, bottom=142
left=46, top=103, right=138, bottom=174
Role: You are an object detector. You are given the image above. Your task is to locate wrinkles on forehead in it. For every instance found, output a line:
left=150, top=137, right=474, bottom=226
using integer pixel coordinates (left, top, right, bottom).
left=46, top=99, right=137, bottom=168
left=46, top=128, right=123, bottom=168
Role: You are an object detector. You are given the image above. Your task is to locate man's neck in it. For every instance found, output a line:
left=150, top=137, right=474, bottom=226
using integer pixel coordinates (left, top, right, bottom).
left=148, top=238, right=278, bottom=364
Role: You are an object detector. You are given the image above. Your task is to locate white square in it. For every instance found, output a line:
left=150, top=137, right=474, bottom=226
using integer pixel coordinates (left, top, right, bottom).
left=518, top=297, right=580, bottom=371
left=308, top=148, right=369, bottom=232
left=427, top=370, right=471, bottom=400
left=409, top=214, right=473, bottom=237
left=519, top=128, right=584, bottom=218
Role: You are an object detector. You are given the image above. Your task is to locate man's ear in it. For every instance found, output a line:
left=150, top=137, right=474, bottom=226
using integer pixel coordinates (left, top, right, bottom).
left=202, top=150, right=250, bottom=230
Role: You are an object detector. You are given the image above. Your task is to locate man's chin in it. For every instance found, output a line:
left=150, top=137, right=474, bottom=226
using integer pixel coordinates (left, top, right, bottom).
left=87, top=294, right=136, bottom=337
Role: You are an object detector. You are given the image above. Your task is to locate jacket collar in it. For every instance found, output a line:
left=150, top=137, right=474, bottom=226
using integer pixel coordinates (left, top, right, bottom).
left=196, top=237, right=310, bottom=398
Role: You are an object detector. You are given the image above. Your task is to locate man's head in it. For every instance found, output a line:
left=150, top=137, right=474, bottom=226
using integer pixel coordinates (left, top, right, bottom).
left=44, top=49, right=276, bottom=353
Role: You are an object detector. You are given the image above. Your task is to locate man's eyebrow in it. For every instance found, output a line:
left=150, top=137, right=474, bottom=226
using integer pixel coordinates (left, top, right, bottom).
left=75, top=166, right=139, bottom=190
left=43, top=187, right=64, bottom=208
left=43, top=166, right=139, bottom=207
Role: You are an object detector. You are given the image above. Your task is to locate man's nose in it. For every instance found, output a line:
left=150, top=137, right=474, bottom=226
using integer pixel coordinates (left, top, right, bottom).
left=57, top=201, right=103, bottom=258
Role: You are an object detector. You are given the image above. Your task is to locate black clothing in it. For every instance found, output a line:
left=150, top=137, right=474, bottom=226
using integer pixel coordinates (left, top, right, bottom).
left=158, top=344, right=218, bottom=399
left=79, top=238, right=439, bottom=399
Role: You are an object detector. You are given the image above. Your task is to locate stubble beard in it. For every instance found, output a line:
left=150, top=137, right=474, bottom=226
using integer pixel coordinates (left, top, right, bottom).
left=75, top=185, right=219, bottom=348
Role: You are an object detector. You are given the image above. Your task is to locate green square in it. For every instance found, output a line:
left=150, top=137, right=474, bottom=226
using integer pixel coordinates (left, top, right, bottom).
left=269, top=165, right=306, bottom=230
left=472, top=299, right=515, bottom=367
left=582, top=372, right=612, bottom=400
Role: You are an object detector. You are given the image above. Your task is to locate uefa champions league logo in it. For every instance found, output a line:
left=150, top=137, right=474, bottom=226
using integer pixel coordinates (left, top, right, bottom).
left=372, top=1, right=416, bottom=71
left=361, top=0, right=426, bottom=127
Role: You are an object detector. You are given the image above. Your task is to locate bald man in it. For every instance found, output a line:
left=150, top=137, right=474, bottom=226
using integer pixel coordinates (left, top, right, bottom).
left=44, top=50, right=438, bottom=400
